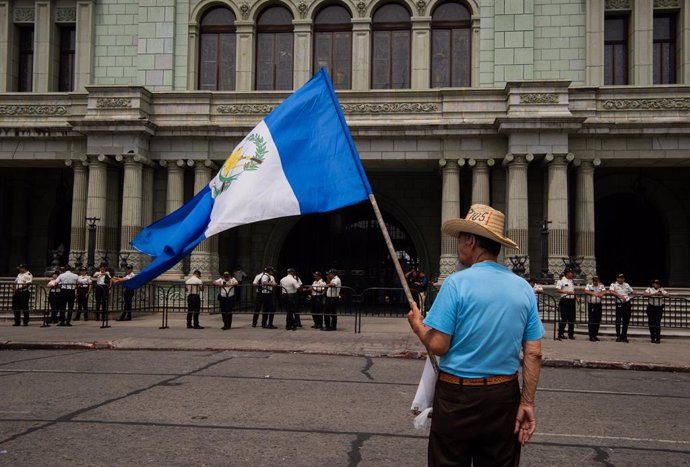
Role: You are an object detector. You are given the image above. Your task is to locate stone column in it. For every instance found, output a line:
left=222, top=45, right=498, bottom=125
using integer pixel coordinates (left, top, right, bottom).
left=235, top=21, right=255, bottom=91
left=469, top=159, right=493, bottom=205
left=34, top=0, right=55, bottom=92
left=293, top=20, right=312, bottom=88
left=503, top=154, right=532, bottom=273
left=545, top=153, right=573, bottom=276
left=0, top=2, right=11, bottom=92
left=162, top=159, right=185, bottom=275
left=633, top=0, right=653, bottom=85
left=85, top=155, right=108, bottom=261
left=116, top=154, right=144, bottom=270
left=439, top=158, right=464, bottom=279
left=683, top=3, right=690, bottom=85
left=411, top=16, right=430, bottom=90
left=75, top=0, right=95, bottom=91
left=104, top=166, right=120, bottom=266
left=471, top=17, right=480, bottom=86
left=66, top=159, right=88, bottom=267
left=351, top=19, right=371, bottom=91
left=574, top=158, right=600, bottom=279
left=141, top=166, right=154, bottom=226
left=585, top=0, right=605, bottom=86
left=189, top=160, right=218, bottom=277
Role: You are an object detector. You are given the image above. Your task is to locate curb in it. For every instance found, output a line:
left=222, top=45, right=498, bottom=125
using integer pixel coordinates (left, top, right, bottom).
left=1, top=340, right=690, bottom=373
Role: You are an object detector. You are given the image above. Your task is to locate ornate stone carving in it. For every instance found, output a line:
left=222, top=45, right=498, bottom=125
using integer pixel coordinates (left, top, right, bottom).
left=416, top=0, right=427, bottom=16
left=602, top=98, right=690, bottom=110
left=356, top=1, right=367, bottom=17
left=605, top=0, right=631, bottom=10
left=56, top=7, right=77, bottom=23
left=217, top=104, right=276, bottom=114
left=438, top=256, right=458, bottom=279
left=298, top=1, right=309, bottom=19
left=96, top=98, right=132, bottom=109
left=0, top=105, right=67, bottom=116
left=520, top=93, right=558, bottom=104
left=14, top=7, right=35, bottom=23
left=240, top=2, right=251, bottom=20
left=654, top=0, right=679, bottom=8
left=340, top=102, right=439, bottom=113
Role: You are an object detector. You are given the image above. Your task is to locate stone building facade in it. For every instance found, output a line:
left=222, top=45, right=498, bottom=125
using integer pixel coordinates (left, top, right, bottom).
left=1, top=0, right=689, bottom=286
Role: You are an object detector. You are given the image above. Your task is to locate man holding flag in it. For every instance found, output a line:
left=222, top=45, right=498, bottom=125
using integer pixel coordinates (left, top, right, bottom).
left=124, top=69, right=372, bottom=290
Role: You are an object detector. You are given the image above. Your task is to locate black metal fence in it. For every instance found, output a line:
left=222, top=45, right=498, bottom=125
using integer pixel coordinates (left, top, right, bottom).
left=2, top=282, right=690, bottom=337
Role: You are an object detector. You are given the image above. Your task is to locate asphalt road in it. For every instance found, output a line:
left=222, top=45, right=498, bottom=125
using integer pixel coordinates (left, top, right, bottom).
left=0, top=350, right=688, bottom=466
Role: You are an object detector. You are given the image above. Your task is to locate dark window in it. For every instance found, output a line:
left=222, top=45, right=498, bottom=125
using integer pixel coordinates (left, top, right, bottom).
left=58, top=26, right=76, bottom=92
left=256, top=6, right=294, bottom=90
left=313, top=5, right=352, bottom=89
left=371, top=3, right=410, bottom=89
left=604, top=16, right=628, bottom=85
left=653, top=14, right=676, bottom=84
left=17, top=26, right=34, bottom=92
left=431, top=1, right=471, bottom=87
left=199, top=7, right=236, bottom=90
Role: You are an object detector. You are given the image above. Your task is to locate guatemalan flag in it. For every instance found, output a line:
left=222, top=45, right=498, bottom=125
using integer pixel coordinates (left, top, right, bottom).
left=125, top=69, right=373, bottom=289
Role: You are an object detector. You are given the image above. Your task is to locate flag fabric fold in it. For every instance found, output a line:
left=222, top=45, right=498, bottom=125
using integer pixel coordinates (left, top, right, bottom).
left=125, top=69, right=372, bottom=289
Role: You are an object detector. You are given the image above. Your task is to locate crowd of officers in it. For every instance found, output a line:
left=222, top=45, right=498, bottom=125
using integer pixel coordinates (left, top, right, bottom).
left=530, top=270, right=670, bottom=344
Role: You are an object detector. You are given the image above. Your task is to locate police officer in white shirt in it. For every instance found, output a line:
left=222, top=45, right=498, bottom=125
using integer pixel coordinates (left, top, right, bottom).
left=324, top=269, right=342, bottom=331
left=643, top=279, right=669, bottom=343
left=47, top=271, right=63, bottom=324
left=584, top=275, right=606, bottom=341
left=253, top=266, right=278, bottom=329
left=528, top=278, right=543, bottom=297
left=609, top=273, right=634, bottom=343
left=309, top=271, right=326, bottom=329
left=214, top=271, right=238, bottom=330
left=185, top=270, right=204, bottom=329
left=280, top=268, right=303, bottom=331
left=113, top=265, right=136, bottom=321
left=13, top=264, right=33, bottom=326
left=92, top=263, right=112, bottom=323
left=556, top=268, right=577, bottom=340
left=74, top=267, right=92, bottom=321
left=56, top=265, right=79, bottom=326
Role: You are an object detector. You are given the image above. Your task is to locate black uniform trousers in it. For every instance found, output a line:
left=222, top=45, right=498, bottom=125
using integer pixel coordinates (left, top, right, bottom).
left=311, top=295, right=324, bottom=328
left=187, top=294, right=201, bottom=327
left=587, top=302, right=602, bottom=339
left=94, top=285, right=109, bottom=320
left=284, top=293, right=298, bottom=330
left=59, top=289, right=76, bottom=324
left=49, top=291, right=63, bottom=323
left=324, top=297, right=338, bottom=330
left=429, top=378, right=521, bottom=467
left=615, top=301, right=632, bottom=340
left=558, top=297, right=576, bottom=338
left=75, top=287, right=89, bottom=320
left=119, top=289, right=134, bottom=320
left=219, top=295, right=235, bottom=328
left=255, top=293, right=275, bottom=327
left=13, top=290, right=31, bottom=325
left=646, top=304, right=664, bottom=342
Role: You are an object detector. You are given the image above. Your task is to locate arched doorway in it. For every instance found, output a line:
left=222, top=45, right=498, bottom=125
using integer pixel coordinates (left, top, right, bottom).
left=277, top=203, right=418, bottom=290
left=595, top=192, right=667, bottom=285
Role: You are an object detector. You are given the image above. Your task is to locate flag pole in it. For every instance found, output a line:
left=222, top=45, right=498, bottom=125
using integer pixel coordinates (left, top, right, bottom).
left=368, top=194, right=439, bottom=372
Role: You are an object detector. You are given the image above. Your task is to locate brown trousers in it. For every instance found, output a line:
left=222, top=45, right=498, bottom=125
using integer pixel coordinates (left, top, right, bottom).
left=428, top=378, right=521, bottom=467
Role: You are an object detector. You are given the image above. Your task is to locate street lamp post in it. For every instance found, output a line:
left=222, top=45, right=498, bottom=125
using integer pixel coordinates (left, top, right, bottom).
left=536, top=220, right=553, bottom=284
left=86, top=217, right=100, bottom=275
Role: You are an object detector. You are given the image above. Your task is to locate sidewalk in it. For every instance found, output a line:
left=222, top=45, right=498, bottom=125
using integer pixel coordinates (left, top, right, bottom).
left=1, top=313, right=689, bottom=372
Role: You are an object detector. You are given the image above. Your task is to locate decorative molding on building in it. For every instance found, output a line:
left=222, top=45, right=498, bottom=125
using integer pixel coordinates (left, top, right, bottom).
left=520, top=93, right=558, bottom=104
left=340, top=102, right=439, bottom=113
left=96, top=98, right=132, bottom=109
left=0, top=105, right=67, bottom=116
left=217, top=104, right=276, bottom=114
left=55, top=7, right=77, bottom=23
left=239, top=2, right=251, bottom=19
left=602, top=98, right=690, bottom=110
left=415, top=0, right=427, bottom=16
left=605, top=0, right=631, bottom=10
left=14, top=7, right=35, bottom=23
left=356, top=1, right=367, bottom=17
left=297, top=0, right=309, bottom=19
left=653, top=0, right=679, bottom=8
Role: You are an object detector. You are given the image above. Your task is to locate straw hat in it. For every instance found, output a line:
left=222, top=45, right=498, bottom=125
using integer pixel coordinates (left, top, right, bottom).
left=441, top=204, right=519, bottom=249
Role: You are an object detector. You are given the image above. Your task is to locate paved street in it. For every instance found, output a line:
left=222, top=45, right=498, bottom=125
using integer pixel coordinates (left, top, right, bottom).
left=0, top=349, right=689, bottom=466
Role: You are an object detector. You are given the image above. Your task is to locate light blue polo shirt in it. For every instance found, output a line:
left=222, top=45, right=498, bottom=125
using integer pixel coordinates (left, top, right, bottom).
left=423, top=261, right=545, bottom=378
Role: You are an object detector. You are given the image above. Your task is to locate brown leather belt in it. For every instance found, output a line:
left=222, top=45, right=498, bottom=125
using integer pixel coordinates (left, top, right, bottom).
left=439, top=371, right=518, bottom=386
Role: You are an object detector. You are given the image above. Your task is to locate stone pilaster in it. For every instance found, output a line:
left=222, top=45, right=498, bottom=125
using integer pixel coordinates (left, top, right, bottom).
left=503, top=154, right=532, bottom=274
left=85, top=156, right=108, bottom=262
left=67, top=159, right=88, bottom=267
left=469, top=159, right=493, bottom=205
left=585, top=0, right=605, bottom=86
left=351, top=19, right=371, bottom=91
left=116, top=154, right=144, bottom=270
left=189, top=160, right=218, bottom=277
left=439, top=158, right=463, bottom=279
left=633, top=0, right=653, bottom=85
left=411, top=16, right=431, bottom=90
left=33, top=0, right=55, bottom=92
left=293, top=20, right=312, bottom=89
left=574, top=158, right=600, bottom=279
left=104, top=166, right=120, bottom=266
left=235, top=21, right=255, bottom=91
left=0, top=2, right=11, bottom=92
left=545, top=153, right=573, bottom=275
left=75, top=0, right=95, bottom=91
left=163, top=159, right=185, bottom=276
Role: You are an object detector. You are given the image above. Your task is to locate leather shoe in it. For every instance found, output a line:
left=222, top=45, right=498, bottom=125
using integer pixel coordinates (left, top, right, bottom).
left=267, top=325, right=277, bottom=329
left=12, top=323, right=20, bottom=327
left=194, top=325, right=204, bottom=329
left=558, top=335, right=567, bottom=340
left=187, top=324, right=193, bottom=329
left=621, top=338, right=629, bottom=343
left=221, top=326, right=230, bottom=330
